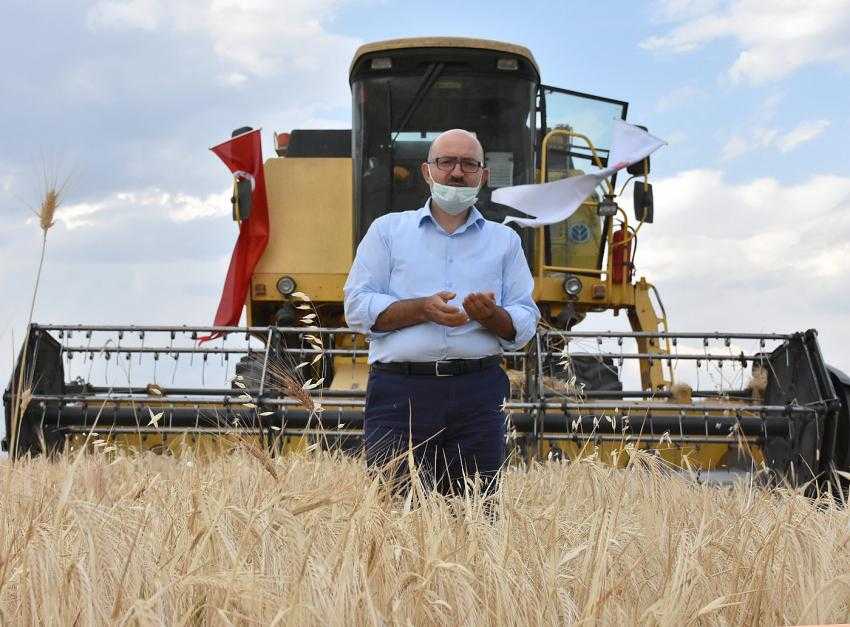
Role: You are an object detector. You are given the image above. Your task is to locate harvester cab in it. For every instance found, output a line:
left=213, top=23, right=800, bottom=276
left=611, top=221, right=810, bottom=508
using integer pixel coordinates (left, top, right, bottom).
left=5, top=38, right=850, bottom=493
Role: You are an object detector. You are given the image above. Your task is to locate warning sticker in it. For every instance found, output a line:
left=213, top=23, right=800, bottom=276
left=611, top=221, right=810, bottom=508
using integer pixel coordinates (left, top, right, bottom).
left=486, top=152, right=514, bottom=188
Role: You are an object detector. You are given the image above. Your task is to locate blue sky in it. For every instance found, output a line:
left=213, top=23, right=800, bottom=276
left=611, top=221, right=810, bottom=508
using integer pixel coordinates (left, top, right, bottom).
left=1, top=0, right=849, bottom=422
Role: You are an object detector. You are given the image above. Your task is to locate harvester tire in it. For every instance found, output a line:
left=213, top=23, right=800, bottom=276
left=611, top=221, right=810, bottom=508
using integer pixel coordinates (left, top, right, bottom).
left=233, top=354, right=269, bottom=388
left=232, top=332, right=335, bottom=390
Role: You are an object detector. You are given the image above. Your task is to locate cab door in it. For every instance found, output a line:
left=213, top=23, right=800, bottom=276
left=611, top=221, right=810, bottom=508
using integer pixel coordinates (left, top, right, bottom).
left=537, top=86, right=628, bottom=273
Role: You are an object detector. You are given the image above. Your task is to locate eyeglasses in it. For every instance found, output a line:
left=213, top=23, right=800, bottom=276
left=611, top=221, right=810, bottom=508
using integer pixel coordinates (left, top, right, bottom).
left=429, top=156, right=483, bottom=174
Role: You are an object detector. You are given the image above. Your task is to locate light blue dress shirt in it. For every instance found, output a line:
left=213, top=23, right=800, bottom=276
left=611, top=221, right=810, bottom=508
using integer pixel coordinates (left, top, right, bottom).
left=344, top=200, right=540, bottom=363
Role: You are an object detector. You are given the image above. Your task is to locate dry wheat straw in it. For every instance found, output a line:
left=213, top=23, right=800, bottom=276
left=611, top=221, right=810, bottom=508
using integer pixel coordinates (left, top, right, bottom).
left=0, top=448, right=848, bottom=625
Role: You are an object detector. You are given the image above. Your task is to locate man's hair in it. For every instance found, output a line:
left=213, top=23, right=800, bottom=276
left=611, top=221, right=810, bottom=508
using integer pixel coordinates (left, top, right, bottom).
left=427, top=129, right=484, bottom=162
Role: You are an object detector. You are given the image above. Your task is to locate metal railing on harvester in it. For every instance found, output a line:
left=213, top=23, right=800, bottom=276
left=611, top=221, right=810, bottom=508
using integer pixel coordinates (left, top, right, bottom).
left=3, top=324, right=844, bottom=487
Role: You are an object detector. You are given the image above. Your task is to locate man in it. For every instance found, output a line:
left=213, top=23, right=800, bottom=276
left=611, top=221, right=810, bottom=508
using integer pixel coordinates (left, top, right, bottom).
left=343, top=129, right=539, bottom=497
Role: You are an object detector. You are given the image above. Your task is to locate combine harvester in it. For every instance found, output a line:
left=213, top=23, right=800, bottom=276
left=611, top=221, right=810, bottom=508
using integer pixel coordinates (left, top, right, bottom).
left=5, top=38, right=849, bottom=490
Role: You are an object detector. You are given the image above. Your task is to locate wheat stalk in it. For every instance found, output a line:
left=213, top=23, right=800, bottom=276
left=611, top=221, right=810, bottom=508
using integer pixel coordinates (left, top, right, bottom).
left=263, top=355, right=316, bottom=412
left=10, top=165, right=70, bottom=458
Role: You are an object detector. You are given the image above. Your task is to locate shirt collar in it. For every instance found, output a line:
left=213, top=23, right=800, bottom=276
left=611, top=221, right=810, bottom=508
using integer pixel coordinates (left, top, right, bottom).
left=417, top=198, right=486, bottom=234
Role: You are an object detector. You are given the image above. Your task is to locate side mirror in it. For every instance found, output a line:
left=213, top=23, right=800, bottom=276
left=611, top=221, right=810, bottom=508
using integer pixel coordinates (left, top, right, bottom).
left=633, top=181, right=654, bottom=223
left=230, top=125, right=254, bottom=221
left=627, top=125, right=651, bottom=176
left=232, top=177, right=253, bottom=221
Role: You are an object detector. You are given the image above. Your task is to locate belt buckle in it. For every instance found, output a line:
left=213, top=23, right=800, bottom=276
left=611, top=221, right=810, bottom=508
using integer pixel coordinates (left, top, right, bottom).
left=434, top=360, right=453, bottom=377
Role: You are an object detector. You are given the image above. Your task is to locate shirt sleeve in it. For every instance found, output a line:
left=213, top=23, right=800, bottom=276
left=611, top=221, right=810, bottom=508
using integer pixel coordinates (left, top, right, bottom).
left=499, top=229, right=540, bottom=351
left=343, top=218, right=397, bottom=338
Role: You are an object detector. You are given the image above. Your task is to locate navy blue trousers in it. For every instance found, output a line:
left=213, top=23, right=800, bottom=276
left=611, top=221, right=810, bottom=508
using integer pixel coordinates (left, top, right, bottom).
left=364, top=365, right=510, bottom=496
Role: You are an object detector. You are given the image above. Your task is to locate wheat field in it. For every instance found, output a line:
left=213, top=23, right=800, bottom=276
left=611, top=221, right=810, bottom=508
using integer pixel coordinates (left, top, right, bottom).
left=1, top=447, right=849, bottom=626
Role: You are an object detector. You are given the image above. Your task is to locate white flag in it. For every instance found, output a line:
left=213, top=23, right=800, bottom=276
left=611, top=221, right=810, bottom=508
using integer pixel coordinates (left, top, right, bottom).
left=493, top=120, right=666, bottom=228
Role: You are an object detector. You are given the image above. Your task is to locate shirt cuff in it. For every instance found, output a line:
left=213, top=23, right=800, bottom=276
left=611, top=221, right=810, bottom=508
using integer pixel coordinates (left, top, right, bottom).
left=367, top=293, right=398, bottom=339
left=498, top=305, right=538, bottom=351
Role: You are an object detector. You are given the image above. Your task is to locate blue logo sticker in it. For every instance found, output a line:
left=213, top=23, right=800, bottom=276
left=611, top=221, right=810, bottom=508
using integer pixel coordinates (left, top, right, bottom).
left=569, top=223, right=590, bottom=243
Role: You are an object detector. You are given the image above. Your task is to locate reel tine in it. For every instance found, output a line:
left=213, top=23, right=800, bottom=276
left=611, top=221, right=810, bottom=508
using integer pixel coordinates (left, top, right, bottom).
left=617, top=335, right=624, bottom=368
left=171, top=351, right=179, bottom=385
left=103, top=344, right=111, bottom=384
left=85, top=341, right=97, bottom=385
left=138, top=330, right=145, bottom=366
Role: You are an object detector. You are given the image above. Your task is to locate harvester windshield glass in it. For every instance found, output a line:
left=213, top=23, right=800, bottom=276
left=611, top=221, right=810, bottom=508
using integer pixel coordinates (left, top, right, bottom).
left=352, top=68, right=536, bottom=243
left=543, top=87, right=628, bottom=173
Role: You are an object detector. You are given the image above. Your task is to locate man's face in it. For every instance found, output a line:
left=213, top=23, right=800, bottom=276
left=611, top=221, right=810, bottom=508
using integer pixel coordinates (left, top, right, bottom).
left=421, top=133, right=490, bottom=188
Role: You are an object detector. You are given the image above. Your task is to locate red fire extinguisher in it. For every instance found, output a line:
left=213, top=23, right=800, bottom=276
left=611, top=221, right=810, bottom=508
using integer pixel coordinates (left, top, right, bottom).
left=611, top=226, right=632, bottom=284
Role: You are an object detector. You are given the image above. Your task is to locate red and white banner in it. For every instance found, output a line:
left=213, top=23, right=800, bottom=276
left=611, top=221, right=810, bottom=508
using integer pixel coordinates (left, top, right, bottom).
left=202, top=128, right=269, bottom=340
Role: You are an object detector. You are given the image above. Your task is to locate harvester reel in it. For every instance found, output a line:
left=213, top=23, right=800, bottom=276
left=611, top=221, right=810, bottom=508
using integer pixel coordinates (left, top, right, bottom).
left=3, top=324, right=847, bottom=493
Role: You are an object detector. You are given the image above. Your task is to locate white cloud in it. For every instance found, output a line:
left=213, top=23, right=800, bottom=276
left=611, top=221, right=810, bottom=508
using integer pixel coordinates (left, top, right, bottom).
left=720, top=127, right=777, bottom=160
left=721, top=119, right=830, bottom=160
left=87, top=0, right=162, bottom=30
left=654, top=84, right=702, bottom=112
left=623, top=169, right=850, bottom=370
left=167, top=190, right=232, bottom=222
left=51, top=200, right=105, bottom=229
left=86, top=0, right=361, bottom=81
left=53, top=188, right=231, bottom=229
left=206, top=1, right=355, bottom=77
left=221, top=72, right=249, bottom=87
left=652, top=0, right=723, bottom=22
left=642, top=0, right=850, bottom=83
left=636, top=169, right=850, bottom=280
left=720, top=135, right=749, bottom=161
left=776, top=119, right=831, bottom=153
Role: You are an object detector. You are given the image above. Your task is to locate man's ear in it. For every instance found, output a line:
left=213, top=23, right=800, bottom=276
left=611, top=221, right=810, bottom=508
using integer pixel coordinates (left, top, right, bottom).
left=421, top=162, right=432, bottom=184
left=481, top=167, right=490, bottom=188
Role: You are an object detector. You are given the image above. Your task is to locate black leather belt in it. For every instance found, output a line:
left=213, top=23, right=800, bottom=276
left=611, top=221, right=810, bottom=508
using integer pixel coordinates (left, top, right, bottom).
left=371, top=355, right=502, bottom=377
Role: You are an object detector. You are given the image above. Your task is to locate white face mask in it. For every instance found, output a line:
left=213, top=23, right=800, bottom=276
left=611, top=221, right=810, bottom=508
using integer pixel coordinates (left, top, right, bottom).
left=427, top=165, right=483, bottom=215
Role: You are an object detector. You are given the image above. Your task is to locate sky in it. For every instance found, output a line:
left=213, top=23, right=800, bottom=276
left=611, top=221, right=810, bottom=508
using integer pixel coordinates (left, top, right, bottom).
left=2, top=0, right=850, bottom=432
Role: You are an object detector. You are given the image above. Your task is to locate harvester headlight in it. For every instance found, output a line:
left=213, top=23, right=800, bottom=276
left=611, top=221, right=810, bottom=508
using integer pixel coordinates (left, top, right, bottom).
left=276, top=276, right=297, bottom=296
left=563, top=275, right=583, bottom=298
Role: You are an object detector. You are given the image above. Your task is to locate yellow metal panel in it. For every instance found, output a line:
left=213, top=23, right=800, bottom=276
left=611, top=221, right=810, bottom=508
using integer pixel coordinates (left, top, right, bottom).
left=351, top=37, right=539, bottom=78
left=628, top=279, right=670, bottom=390
left=258, top=158, right=353, bottom=275
left=331, top=358, right=369, bottom=392
left=534, top=276, right=636, bottom=308
left=539, top=439, right=763, bottom=471
left=549, top=202, right=601, bottom=269
left=252, top=273, right=348, bottom=302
